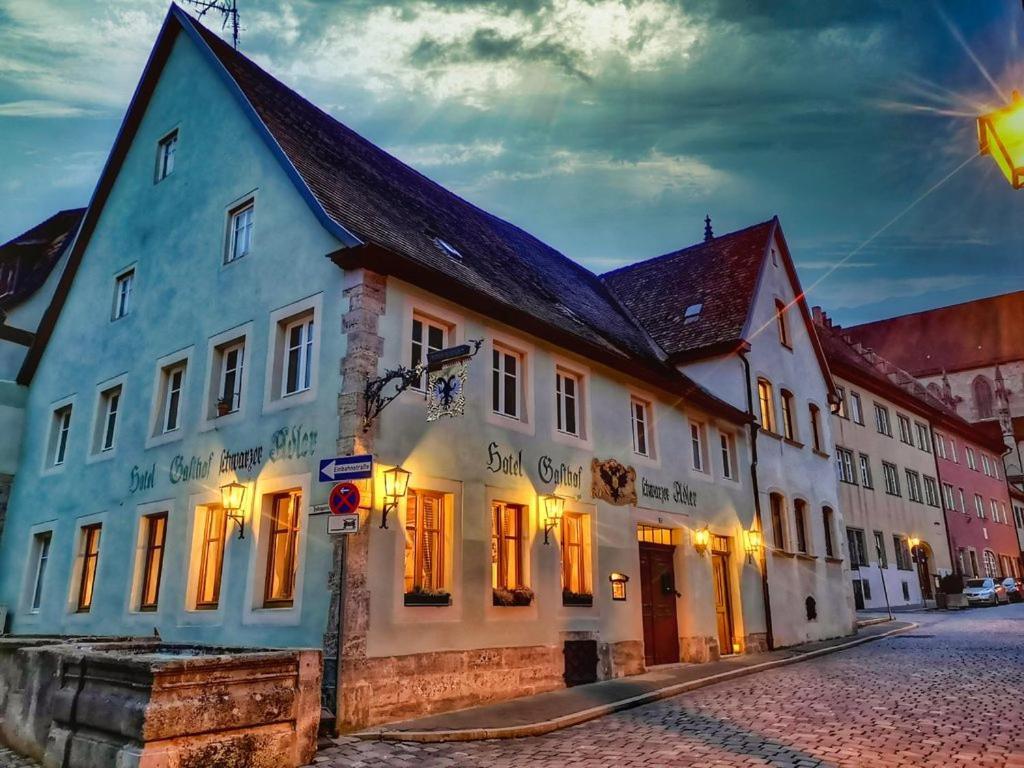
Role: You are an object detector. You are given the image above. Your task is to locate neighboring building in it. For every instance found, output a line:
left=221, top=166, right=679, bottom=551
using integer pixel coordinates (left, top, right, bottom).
left=814, top=311, right=953, bottom=610
left=603, top=219, right=856, bottom=648
left=1011, top=487, right=1024, bottom=570
left=0, top=209, right=84, bottom=543
left=846, top=291, right=1024, bottom=487
left=0, top=5, right=806, bottom=733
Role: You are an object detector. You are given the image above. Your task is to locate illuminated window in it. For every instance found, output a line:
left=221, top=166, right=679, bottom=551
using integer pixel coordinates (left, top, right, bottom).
left=780, top=390, right=796, bottom=441
left=139, top=513, right=167, bottom=612
left=491, top=502, right=525, bottom=590
left=404, top=490, right=447, bottom=594
left=637, top=525, right=672, bottom=546
left=757, top=379, right=775, bottom=433
left=264, top=491, right=301, bottom=607
left=561, top=513, right=590, bottom=599
left=29, top=532, right=52, bottom=612
left=76, top=524, right=101, bottom=613
left=196, top=505, right=227, bottom=610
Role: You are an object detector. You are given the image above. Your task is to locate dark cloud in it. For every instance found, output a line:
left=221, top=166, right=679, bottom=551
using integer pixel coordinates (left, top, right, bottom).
left=410, top=27, right=592, bottom=80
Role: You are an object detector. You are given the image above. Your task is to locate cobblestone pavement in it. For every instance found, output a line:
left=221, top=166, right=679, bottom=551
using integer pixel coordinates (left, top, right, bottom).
left=2, top=607, right=1022, bottom=767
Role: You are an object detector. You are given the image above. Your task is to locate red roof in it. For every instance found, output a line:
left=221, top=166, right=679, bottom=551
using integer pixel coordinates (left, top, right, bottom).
left=0, top=209, right=84, bottom=311
left=845, top=291, right=1024, bottom=377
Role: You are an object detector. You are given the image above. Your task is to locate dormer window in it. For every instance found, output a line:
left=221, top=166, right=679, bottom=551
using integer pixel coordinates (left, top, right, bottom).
left=433, top=237, right=462, bottom=261
left=682, top=303, right=702, bottom=324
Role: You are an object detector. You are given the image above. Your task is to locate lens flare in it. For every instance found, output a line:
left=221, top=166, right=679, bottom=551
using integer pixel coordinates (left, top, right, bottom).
left=978, top=90, right=1024, bottom=188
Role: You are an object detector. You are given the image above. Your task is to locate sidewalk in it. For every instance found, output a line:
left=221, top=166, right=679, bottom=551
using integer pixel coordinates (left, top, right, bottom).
left=354, top=620, right=915, bottom=743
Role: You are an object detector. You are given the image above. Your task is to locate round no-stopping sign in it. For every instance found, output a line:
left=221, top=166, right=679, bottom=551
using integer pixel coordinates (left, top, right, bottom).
left=329, top=482, right=361, bottom=516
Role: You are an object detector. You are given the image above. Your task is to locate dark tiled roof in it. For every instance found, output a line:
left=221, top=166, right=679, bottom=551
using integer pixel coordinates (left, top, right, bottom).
left=845, top=290, right=1024, bottom=376
left=185, top=15, right=661, bottom=365
left=0, top=209, right=84, bottom=312
left=601, top=220, right=775, bottom=359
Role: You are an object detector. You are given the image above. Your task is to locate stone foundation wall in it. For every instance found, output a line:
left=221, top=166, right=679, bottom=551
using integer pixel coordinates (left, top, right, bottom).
left=681, top=635, right=720, bottom=663
left=598, top=640, right=645, bottom=679
left=744, top=632, right=770, bottom=654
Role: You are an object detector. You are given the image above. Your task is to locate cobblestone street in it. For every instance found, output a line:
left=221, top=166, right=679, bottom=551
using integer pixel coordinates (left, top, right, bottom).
left=2, top=608, right=1023, bottom=768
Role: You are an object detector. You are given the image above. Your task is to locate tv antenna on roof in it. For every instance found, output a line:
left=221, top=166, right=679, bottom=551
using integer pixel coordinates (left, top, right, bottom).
left=182, top=0, right=241, bottom=49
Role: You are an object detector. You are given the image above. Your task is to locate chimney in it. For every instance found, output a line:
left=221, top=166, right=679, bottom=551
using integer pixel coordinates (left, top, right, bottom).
left=704, top=214, right=713, bottom=242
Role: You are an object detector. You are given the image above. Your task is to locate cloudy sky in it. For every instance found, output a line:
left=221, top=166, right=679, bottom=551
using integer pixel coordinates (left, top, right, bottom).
left=1, top=0, right=1021, bottom=324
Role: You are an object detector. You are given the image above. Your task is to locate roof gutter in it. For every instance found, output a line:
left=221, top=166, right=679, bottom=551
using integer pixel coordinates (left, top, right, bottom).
left=329, top=243, right=752, bottom=426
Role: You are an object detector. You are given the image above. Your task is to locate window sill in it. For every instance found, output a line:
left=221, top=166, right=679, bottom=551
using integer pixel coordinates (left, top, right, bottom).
left=825, top=556, right=844, bottom=565
left=795, top=552, right=818, bottom=562
left=404, top=593, right=452, bottom=607
left=771, top=548, right=795, bottom=558
left=783, top=438, right=804, bottom=449
left=760, top=430, right=782, bottom=442
left=813, top=449, right=831, bottom=459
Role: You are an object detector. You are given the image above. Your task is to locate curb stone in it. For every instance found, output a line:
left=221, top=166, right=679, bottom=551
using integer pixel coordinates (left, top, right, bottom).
left=357, top=622, right=918, bottom=743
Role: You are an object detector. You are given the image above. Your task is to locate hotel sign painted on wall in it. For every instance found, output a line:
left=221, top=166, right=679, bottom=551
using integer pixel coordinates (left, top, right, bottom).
left=486, top=442, right=583, bottom=491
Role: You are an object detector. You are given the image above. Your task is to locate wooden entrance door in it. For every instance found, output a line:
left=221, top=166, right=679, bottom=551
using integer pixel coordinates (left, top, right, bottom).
left=915, top=545, right=933, bottom=600
left=711, top=551, right=735, bottom=655
left=639, top=543, right=680, bottom=666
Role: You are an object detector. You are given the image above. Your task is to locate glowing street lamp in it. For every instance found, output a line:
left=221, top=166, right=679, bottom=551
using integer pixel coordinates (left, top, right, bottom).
left=978, top=90, right=1024, bottom=188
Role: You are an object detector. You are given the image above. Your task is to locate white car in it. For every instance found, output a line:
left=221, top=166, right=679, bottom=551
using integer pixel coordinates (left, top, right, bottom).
left=964, top=578, right=1008, bottom=606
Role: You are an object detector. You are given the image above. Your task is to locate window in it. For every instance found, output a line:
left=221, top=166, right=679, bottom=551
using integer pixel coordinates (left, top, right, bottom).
left=809, top=404, right=823, bottom=452
left=836, top=448, right=855, bottom=484
left=283, top=316, right=314, bottom=397
left=780, top=390, right=796, bottom=441
left=893, top=536, right=912, bottom=571
left=858, top=453, right=874, bottom=489
left=793, top=500, right=808, bottom=554
left=850, top=392, right=864, bottom=424
left=923, top=476, right=940, bottom=507
left=561, top=513, right=590, bottom=598
left=682, top=303, right=703, bottom=324
left=112, top=269, right=134, bottom=320
left=156, top=129, right=177, bottom=181
left=874, top=404, right=892, bottom=437
left=29, top=532, right=52, bottom=612
left=216, top=339, right=244, bottom=414
left=949, top=439, right=958, bottom=463
left=226, top=200, right=254, bottom=264
left=834, top=386, right=848, bottom=419
left=991, top=499, right=1000, bottom=522
left=770, top=493, right=786, bottom=550
left=993, top=461, right=1001, bottom=480
left=897, top=415, right=913, bottom=445
left=404, top=490, right=446, bottom=594
left=874, top=531, right=887, bottom=568
left=901, top=582, right=911, bottom=601
left=76, top=524, right=101, bottom=613
left=862, top=579, right=873, bottom=600
left=969, top=550, right=980, bottom=577
left=94, top=385, right=121, bottom=453
left=631, top=397, right=652, bottom=457
left=823, top=507, right=835, bottom=558
left=982, top=454, right=992, bottom=476
left=196, top=506, right=227, bottom=609
left=905, top=470, right=923, bottom=503
left=264, top=491, right=301, bottom=607
left=411, top=315, right=447, bottom=390
left=720, top=432, right=736, bottom=480
left=555, top=370, right=581, bottom=437
left=847, top=527, right=868, bottom=567
left=139, top=513, right=167, bottom=612
left=934, top=432, right=947, bottom=459
left=915, top=422, right=931, bottom=453
left=491, top=502, right=525, bottom=590
left=492, top=345, right=522, bottom=419
left=757, top=379, right=775, bottom=433
left=159, top=362, right=186, bottom=433
left=966, top=447, right=977, bottom=471
left=775, top=299, right=791, bottom=347
left=942, top=482, right=955, bottom=511
left=974, top=494, right=985, bottom=519
left=49, top=405, right=72, bottom=466
left=973, top=376, right=994, bottom=419
left=690, top=422, right=706, bottom=472
left=882, top=462, right=900, bottom=496
left=958, top=488, right=967, bottom=513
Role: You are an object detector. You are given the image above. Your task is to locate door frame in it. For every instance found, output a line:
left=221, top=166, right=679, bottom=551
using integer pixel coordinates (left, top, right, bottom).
left=638, top=540, right=680, bottom=666
left=711, top=540, right=736, bottom=656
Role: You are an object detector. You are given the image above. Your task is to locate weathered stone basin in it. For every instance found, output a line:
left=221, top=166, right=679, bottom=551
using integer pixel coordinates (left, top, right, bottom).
left=0, top=637, right=321, bottom=768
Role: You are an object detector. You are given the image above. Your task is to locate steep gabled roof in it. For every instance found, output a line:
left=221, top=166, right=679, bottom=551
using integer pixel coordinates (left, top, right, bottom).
left=845, top=290, right=1024, bottom=377
left=0, top=209, right=84, bottom=312
left=18, top=4, right=748, bottom=423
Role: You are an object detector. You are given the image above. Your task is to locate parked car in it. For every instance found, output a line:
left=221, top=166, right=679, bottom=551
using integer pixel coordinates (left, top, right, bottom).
left=964, top=578, right=1008, bottom=606
left=1001, top=577, right=1023, bottom=603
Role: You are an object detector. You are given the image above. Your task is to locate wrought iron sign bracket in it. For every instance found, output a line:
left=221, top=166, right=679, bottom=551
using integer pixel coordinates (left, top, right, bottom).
left=363, top=339, right=483, bottom=432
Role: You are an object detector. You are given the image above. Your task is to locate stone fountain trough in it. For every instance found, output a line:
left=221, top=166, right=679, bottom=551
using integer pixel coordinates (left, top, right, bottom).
left=0, top=637, right=321, bottom=768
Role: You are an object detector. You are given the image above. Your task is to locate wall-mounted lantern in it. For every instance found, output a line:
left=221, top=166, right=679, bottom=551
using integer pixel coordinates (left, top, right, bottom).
left=978, top=90, right=1024, bottom=189
left=380, top=465, right=411, bottom=529
left=220, top=481, right=247, bottom=539
left=908, top=536, right=922, bottom=563
left=743, top=528, right=763, bottom=564
left=693, top=525, right=710, bottom=556
left=609, top=572, right=629, bottom=601
left=542, top=494, right=565, bottom=545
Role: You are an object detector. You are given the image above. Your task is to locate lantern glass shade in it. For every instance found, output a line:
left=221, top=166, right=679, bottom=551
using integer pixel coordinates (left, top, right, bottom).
left=543, top=494, right=565, bottom=524
left=908, top=537, right=921, bottom=550
left=220, top=482, right=246, bottom=512
left=384, top=466, right=411, bottom=498
left=744, top=528, right=763, bottom=554
left=979, top=91, right=1024, bottom=188
left=694, top=526, right=710, bottom=552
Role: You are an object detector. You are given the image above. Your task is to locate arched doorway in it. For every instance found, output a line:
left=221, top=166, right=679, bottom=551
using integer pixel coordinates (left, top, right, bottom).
left=914, top=542, right=934, bottom=600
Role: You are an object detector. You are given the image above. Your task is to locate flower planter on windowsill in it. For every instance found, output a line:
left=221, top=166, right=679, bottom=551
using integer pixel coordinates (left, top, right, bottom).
left=562, top=591, right=593, bottom=607
left=404, top=591, right=451, bottom=607
left=493, top=588, right=534, bottom=607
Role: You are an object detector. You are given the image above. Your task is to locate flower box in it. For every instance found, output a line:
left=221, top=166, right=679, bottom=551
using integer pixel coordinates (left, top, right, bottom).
left=562, top=590, right=593, bottom=607
left=404, top=591, right=451, bottom=607
left=493, top=587, right=534, bottom=607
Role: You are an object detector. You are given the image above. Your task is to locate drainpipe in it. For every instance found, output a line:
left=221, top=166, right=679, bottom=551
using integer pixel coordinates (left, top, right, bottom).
left=739, top=349, right=774, bottom=651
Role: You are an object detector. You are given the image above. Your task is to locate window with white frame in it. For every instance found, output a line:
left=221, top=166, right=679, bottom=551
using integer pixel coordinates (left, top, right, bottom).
left=923, top=476, right=940, bottom=507
left=29, top=531, right=52, bottom=612
left=690, top=421, right=707, bottom=472
left=757, top=378, right=776, bottom=433
left=991, top=498, right=1000, bottom=522
left=48, top=404, right=72, bottom=466
left=720, top=432, right=736, bottom=480
left=915, top=422, right=931, bottom=453
left=780, top=389, right=796, bottom=441
left=215, top=338, right=245, bottom=415
left=411, top=314, right=448, bottom=390
left=934, top=432, right=947, bottom=459
left=949, top=438, right=958, bottom=463
left=225, top=200, right=254, bottom=264
left=267, top=302, right=318, bottom=407
left=555, top=369, right=582, bottom=437
left=491, top=345, right=522, bottom=419
left=958, top=488, right=967, bottom=513
left=859, top=453, right=873, bottom=488
left=874, top=403, right=892, bottom=437
left=850, top=392, right=864, bottom=424
left=112, top=269, right=134, bottom=320
left=941, top=482, right=956, bottom=511
left=156, top=129, right=177, bottom=181
left=631, top=397, right=652, bottom=457
left=834, top=386, right=848, bottom=418
left=993, top=460, right=1001, bottom=480
left=981, top=454, right=991, bottom=476
left=94, top=384, right=121, bottom=453
left=905, top=469, right=923, bottom=503
left=974, top=493, right=985, bottom=518
left=897, top=414, right=913, bottom=444
left=882, top=461, right=900, bottom=496
left=156, top=362, right=186, bottom=434
left=282, top=315, right=314, bottom=397
left=966, top=446, right=977, bottom=470
left=836, top=448, right=855, bottom=484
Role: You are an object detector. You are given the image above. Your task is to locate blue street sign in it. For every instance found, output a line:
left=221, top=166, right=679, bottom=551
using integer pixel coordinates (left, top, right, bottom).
left=319, top=454, right=373, bottom=483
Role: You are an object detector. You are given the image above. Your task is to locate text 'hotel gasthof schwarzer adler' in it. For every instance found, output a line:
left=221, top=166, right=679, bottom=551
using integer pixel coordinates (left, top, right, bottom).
left=1, top=3, right=1019, bottom=736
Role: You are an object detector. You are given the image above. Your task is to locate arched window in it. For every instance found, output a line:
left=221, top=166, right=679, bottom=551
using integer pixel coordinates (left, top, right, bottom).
left=983, top=549, right=998, bottom=578
left=973, top=376, right=994, bottom=419
left=769, top=492, right=786, bottom=550
left=780, top=389, right=796, bottom=440
left=822, top=506, right=835, bottom=558
left=757, top=378, right=775, bottom=433
left=809, top=404, right=823, bottom=452
left=793, top=499, right=808, bottom=554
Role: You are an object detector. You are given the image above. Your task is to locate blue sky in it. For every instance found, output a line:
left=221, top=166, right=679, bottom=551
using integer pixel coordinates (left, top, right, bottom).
left=1, top=0, right=1022, bottom=325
